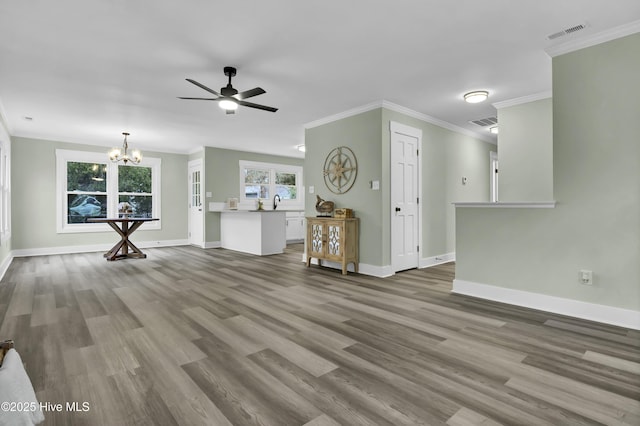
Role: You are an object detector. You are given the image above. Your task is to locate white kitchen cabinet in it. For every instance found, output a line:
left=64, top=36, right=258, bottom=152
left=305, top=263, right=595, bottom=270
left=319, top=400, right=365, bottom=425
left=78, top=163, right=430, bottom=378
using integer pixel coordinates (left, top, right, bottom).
left=285, top=211, right=305, bottom=242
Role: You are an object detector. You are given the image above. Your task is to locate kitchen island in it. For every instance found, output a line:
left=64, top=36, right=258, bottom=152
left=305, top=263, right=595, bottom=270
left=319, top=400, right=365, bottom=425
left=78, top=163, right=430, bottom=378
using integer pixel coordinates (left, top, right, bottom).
left=220, top=210, right=286, bottom=256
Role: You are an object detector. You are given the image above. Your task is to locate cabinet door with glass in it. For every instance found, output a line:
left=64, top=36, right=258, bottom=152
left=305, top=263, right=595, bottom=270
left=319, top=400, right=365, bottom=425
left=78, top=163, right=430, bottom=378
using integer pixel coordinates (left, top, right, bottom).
left=306, top=217, right=358, bottom=275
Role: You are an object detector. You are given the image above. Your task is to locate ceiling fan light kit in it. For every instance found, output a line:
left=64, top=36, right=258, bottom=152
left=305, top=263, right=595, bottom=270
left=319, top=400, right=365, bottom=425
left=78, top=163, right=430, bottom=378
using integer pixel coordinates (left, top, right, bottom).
left=464, top=90, right=489, bottom=103
left=218, top=98, right=238, bottom=110
left=178, top=66, right=277, bottom=114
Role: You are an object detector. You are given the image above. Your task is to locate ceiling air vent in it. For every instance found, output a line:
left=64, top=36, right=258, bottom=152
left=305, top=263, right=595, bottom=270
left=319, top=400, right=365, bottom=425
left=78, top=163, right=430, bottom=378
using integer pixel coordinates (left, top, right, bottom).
left=547, top=22, right=589, bottom=40
left=470, top=116, right=498, bottom=127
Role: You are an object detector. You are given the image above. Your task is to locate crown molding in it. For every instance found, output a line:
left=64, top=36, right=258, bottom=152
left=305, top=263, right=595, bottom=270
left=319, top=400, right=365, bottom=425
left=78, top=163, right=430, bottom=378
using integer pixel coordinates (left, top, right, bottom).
left=304, top=100, right=494, bottom=144
left=303, top=101, right=384, bottom=129
left=545, top=19, right=640, bottom=58
left=381, top=100, right=494, bottom=143
left=492, top=91, right=553, bottom=110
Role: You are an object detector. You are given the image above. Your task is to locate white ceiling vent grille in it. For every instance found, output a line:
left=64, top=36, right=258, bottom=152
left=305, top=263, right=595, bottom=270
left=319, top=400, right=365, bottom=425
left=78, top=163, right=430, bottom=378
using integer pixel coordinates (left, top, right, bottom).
left=547, top=22, right=590, bottom=40
left=470, top=117, right=498, bottom=127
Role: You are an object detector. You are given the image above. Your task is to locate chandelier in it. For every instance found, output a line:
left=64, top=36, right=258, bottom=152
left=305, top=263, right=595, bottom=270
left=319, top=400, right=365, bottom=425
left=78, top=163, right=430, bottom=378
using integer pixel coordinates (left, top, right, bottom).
left=109, top=132, right=142, bottom=164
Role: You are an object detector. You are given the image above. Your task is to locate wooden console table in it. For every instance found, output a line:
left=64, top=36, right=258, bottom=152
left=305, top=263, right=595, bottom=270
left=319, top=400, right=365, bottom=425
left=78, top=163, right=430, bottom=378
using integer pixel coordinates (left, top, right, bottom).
left=306, top=217, right=359, bottom=274
left=87, top=217, right=158, bottom=261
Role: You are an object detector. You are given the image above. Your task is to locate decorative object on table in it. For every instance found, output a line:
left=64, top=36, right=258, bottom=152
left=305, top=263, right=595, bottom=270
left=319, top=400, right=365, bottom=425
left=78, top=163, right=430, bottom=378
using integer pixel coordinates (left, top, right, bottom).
left=323, top=146, right=358, bottom=194
left=257, top=199, right=264, bottom=210
left=178, top=66, right=278, bottom=114
left=228, top=198, right=238, bottom=210
left=118, top=202, right=133, bottom=214
left=108, top=132, right=142, bottom=164
left=334, top=208, right=354, bottom=218
left=315, top=195, right=335, bottom=217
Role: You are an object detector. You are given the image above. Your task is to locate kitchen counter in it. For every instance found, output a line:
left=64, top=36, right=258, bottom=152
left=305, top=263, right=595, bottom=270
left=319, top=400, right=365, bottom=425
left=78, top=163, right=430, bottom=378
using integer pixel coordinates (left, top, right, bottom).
left=220, top=210, right=286, bottom=255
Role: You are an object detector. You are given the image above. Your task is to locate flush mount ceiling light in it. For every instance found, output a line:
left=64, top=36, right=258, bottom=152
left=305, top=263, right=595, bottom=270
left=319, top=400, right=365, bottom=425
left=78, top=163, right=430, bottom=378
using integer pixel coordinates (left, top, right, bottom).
left=464, top=91, right=489, bottom=104
left=109, top=132, right=142, bottom=165
left=489, top=126, right=499, bottom=134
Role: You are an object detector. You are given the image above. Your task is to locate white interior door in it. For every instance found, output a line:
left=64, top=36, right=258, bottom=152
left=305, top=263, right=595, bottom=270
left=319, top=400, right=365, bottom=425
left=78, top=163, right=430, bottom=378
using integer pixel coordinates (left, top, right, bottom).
left=390, top=122, right=421, bottom=272
left=188, top=159, right=203, bottom=246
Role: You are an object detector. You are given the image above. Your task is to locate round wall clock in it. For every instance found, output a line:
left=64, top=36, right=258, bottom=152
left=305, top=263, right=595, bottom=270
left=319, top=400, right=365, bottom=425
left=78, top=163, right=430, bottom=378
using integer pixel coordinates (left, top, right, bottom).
left=323, top=146, right=358, bottom=194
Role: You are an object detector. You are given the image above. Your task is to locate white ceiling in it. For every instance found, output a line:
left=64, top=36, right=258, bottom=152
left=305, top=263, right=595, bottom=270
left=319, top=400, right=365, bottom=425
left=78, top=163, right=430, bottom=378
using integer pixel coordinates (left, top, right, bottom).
left=1, top=1, right=639, bottom=159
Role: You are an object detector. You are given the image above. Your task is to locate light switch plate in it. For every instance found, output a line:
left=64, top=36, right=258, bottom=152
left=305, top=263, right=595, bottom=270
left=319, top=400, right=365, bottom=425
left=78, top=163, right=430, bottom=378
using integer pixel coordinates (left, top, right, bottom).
left=371, top=180, right=380, bottom=190
left=309, top=186, right=315, bottom=194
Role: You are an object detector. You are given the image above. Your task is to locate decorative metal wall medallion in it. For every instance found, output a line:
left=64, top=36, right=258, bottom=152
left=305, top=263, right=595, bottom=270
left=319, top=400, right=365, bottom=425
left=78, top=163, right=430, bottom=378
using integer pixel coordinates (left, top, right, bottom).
left=323, top=146, right=358, bottom=194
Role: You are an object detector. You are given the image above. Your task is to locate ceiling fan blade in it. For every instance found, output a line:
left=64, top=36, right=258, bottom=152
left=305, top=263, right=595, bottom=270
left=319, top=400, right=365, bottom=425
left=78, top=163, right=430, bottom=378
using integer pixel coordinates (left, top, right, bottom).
left=237, top=100, right=278, bottom=112
left=185, top=78, right=220, bottom=96
left=177, top=97, right=219, bottom=101
left=234, top=87, right=266, bottom=100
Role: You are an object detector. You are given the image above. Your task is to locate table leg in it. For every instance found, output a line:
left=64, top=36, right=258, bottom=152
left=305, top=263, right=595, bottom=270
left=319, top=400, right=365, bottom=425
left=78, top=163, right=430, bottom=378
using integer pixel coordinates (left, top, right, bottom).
left=104, top=220, right=148, bottom=261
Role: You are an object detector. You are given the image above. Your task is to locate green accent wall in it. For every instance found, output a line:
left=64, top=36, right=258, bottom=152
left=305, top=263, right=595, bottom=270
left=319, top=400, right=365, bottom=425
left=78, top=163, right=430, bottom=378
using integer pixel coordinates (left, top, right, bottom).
left=497, top=98, right=554, bottom=202
left=203, top=147, right=304, bottom=243
left=456, top=33, right=640, bottom=311
left=305, top=109, right=384, bottom=265
left=11, top=137, right=188, bottom=250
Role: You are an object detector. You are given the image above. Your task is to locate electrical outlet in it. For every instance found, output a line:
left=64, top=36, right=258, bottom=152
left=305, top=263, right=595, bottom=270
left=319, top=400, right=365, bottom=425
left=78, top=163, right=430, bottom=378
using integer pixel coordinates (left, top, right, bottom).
left=579, top=270, right=593, bottom=285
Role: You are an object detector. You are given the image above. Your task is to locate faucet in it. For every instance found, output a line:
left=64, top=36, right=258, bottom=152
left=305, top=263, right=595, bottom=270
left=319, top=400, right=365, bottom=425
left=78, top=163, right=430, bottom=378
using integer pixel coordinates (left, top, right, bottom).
left=273, top=194, right=281, bottom=210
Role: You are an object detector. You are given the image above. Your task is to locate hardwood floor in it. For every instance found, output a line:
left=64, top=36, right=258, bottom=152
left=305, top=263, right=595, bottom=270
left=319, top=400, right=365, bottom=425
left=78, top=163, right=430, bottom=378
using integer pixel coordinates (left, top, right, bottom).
left=1, top=244, right=638, bottom=425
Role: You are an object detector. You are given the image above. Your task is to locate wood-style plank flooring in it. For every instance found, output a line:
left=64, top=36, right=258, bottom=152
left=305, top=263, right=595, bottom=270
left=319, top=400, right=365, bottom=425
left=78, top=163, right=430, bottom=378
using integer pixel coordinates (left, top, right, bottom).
left=1, top=244, right=638, bottom=425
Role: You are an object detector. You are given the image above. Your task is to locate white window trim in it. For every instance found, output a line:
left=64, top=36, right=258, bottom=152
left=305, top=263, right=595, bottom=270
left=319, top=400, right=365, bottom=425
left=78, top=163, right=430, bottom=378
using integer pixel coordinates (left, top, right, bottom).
left=0, top=136, right=11, bottom=244
left=56, top=149, right=161, bottom=233
left=239, top=160, right=303, bottom=209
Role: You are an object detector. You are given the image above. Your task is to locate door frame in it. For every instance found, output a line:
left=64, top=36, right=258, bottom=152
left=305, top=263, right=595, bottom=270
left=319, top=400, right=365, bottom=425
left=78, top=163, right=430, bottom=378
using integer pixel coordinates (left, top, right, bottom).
left=490, top=151, right=498, bottom=203
left=187, top=159, right=204, bottom=247
left=389, top=121, right=423, bottom=273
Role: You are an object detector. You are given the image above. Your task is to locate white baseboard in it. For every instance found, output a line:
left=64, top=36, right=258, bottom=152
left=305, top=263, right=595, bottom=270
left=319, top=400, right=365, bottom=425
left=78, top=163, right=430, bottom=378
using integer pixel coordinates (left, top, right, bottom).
left=420, top=252, right=455, bottom=268
left=11, top=239, right=190, bottom=258
left=203, top=241, right=221, bottom=249
left=0, top=252, right=13, bottom=281
left=301, top=252, right=455, bottom=278
left=452, top=279, right=640, bottom=330
left=302, top=255, right=394, bottom=278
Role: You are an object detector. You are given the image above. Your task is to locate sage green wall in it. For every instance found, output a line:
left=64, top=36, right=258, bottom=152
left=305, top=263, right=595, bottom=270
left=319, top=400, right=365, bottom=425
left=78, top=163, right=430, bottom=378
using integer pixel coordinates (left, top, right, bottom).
left=11, top=137, right=188, bottom=250
left=305, top=109, right=384, bottom=266
left=497, top=98, right=554, bottom=201
left=456, top=33, right=640, bottom=311
left=305, top=107, right=492, bottom=268
left=203, top=147, right=304, bottom=243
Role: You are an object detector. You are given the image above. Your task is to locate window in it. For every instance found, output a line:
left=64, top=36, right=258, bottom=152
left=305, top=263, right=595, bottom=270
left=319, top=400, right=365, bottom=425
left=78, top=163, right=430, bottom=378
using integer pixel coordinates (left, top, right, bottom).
left=56, top=150, right=161, bottom=233
left=0, top=138, right=10, bottom=244
left=240, top=161, right=303, bottom=208
left=118, top=165, right=153, bottom=217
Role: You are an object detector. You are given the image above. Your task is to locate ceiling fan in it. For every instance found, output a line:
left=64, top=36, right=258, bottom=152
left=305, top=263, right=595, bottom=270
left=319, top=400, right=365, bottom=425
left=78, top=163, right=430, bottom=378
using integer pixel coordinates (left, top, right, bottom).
left=178, top=66, right=278, bottom=114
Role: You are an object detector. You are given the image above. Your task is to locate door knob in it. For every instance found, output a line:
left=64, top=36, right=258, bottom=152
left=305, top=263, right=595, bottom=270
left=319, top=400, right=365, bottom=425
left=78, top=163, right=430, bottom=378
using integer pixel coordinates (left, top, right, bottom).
left=395, top=207, right=401, bottom=212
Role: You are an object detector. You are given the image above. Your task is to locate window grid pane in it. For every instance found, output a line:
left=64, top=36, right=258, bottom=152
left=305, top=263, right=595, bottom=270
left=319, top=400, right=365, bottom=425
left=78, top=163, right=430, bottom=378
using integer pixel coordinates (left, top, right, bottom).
left=67, top=194, right=107, bottom=223
left=67, top=162, right=107, bottom=192
left=244, top=169, right=269, bottom=184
